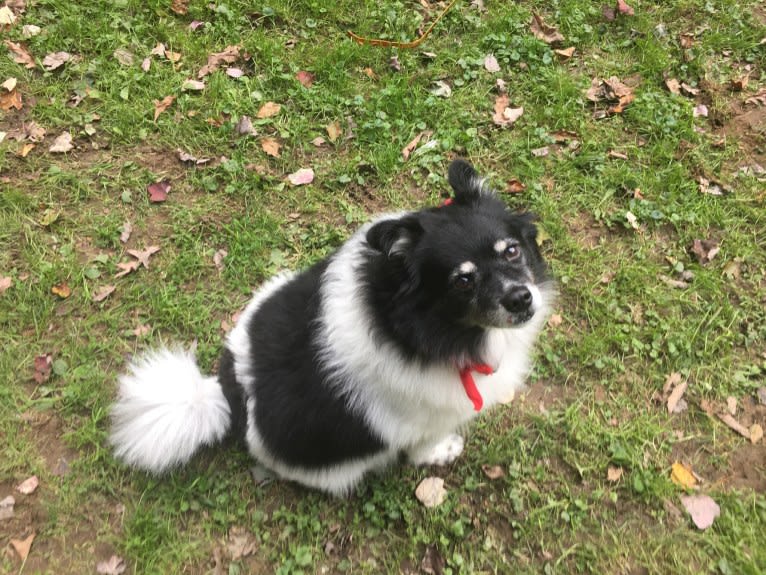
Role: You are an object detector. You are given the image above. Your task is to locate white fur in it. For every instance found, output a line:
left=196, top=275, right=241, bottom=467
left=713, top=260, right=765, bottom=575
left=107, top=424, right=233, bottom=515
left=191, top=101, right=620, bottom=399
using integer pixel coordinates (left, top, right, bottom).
left=110, top=348, right=231, bottom=473
left=408, top=434, right=465, bottom=466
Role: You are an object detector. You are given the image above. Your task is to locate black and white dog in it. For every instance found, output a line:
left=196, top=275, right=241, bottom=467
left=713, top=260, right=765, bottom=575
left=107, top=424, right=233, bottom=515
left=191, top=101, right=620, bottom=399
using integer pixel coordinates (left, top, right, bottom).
left=110, top=160, right=554, bottom=495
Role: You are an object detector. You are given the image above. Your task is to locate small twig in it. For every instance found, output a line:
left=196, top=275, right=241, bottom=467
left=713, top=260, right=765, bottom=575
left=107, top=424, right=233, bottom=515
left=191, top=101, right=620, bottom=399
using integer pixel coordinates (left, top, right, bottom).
left=348, top=0, right=459, bottom=49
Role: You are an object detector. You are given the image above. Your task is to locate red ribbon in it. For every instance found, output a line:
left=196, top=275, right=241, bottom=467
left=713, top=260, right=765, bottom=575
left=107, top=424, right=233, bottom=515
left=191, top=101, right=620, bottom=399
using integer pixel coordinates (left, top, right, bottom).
left=459, top=364, right=494, bottom=411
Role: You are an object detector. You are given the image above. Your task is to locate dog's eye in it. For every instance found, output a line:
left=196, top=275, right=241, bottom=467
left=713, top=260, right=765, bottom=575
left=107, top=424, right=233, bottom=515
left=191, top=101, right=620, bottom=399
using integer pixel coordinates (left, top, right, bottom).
left=453, top=273, right=475, bottom=290
left=504, top=244, right=521, bottom=261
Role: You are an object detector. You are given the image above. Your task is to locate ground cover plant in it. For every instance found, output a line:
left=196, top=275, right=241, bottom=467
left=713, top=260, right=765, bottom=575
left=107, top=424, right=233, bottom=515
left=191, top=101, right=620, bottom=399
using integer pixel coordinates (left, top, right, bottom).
left=1, top=0, right=765, bottom=573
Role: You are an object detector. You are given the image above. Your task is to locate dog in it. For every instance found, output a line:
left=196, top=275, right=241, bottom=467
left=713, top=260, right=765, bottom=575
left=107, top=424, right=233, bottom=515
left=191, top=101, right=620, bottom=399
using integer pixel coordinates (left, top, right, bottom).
left=110, top=159, right=554, bottom=496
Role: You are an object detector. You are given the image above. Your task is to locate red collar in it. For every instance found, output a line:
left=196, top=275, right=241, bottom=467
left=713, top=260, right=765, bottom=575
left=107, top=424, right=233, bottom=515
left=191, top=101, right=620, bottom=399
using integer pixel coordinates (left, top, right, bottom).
left=459, top=364, right=494, bottom=411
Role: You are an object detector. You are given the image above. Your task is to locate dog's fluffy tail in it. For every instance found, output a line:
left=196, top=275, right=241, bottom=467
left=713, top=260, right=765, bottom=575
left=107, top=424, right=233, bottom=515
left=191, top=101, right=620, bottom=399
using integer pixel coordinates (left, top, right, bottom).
left=110, top=348, right=231, bottom=474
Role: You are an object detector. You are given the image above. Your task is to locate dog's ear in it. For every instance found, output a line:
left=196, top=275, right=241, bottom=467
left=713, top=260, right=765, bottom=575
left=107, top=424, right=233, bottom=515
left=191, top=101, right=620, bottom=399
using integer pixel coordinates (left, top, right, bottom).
left=448, top=159, right=493, bottom=205
left=366, top=215, right=423, bottom=258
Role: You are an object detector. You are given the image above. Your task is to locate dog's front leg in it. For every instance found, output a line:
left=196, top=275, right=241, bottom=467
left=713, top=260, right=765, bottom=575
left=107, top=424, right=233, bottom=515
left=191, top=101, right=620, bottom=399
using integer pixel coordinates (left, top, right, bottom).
left=407, top=434, right=465, bottom=467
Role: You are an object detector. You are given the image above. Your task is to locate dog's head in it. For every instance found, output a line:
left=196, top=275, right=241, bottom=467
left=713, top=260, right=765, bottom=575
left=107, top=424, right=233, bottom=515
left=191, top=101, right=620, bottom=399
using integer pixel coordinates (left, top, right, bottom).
left=366, top=159, right=552, bottom=332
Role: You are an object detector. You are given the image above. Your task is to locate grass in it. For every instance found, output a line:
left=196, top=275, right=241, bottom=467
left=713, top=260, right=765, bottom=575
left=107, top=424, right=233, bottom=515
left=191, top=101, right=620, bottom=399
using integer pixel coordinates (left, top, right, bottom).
left=2, top=0, right=766, bottom=573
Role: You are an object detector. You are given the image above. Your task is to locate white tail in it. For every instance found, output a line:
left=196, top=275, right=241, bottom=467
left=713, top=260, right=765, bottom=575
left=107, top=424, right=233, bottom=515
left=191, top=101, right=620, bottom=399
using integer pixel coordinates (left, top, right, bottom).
left=110, top=348, right=231, bottom=474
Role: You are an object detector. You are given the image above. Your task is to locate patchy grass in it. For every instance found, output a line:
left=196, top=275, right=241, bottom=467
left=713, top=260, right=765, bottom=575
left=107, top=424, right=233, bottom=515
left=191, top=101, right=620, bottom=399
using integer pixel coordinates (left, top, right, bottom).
left=2, top=0, right=766, bottom=573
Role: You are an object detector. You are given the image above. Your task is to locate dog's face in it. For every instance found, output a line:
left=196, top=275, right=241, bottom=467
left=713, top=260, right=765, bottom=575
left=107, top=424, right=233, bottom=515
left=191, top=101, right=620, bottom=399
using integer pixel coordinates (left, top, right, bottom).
left=366, top=160, right=551, bottom=332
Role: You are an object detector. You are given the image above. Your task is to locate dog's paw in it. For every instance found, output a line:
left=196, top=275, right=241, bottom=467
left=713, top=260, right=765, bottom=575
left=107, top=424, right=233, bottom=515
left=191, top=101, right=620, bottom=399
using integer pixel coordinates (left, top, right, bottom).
left=409, top=434, right=465, bottom=467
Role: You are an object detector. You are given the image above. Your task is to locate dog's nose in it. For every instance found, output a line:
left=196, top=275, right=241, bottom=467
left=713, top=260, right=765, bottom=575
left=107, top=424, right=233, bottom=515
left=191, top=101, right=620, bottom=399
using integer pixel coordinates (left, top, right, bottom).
left=502, top=285, right=533, bottom=313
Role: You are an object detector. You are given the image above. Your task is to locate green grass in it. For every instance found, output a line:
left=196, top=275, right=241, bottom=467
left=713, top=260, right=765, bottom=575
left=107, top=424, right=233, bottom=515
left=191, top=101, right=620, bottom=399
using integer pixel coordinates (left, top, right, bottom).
left=2, top=0, right=766, bottom=573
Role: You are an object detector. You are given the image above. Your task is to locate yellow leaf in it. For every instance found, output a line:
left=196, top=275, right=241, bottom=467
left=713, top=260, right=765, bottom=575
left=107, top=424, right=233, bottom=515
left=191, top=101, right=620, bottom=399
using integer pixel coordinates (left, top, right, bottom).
left=670, top=461, right=697, bottom=489
left=51, top=282, right=71, bottom=299
left=256, top=101, right=281, bottom=119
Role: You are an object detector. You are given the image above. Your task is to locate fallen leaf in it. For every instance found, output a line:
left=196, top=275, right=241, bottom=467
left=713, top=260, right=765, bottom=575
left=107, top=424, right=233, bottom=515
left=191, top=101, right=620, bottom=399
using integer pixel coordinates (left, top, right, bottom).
left=234, top=115, right=256, bottom=136
left=608, top=149, right=629, bottom=160
left=213, top=249, right=227, bottom=272
left=133, top=324, right=150, bottom=337
left=287, top=168, right=314, bottom=186
left=153, top=95, right=175, bottom=121
left=0, top=5, right=17, bottom=25
left=147, top=180, right=171, bottom=203
left=260, top=137, right=281, bottom=157
left=311, top=136, right=325, bottom=147
left=49, top=131, right=74, bottom=153
left=115, top=260, right=139, bottom=279
left=0, top=495, right=14, bottom=521
left=113, top=48, right=134, bottom=66
left=22, top=24, right=42, bottom=38
left=198, top=45, right=240, bottom=78
left=9, top=120, right=46, bottom=142
left=670, top=462, right=698, bottom=489
left=326, top=121, right=342, bottom=142
left=10, top=532, right=35, bottom=561
left=665, top=77, right=681, bottom=95
left=554, top=46, right=576, bottom=59
left=483, top=54, right=500, bottom=73
left=96, top=555, right=126, bottom=575
left=726, top=396, right=737, bottom=416
left=226, top=67, right=244, bottom=78
left=717, top=413, right=750, bottom=439
left=296, top=70, right=315, bottom=87
left=177, top=149, right=212, bottom=165
left=547, top=313, right=563, bottom=327
left=667, top=379, right=688, bottom=414
left=16, top=475, right=39, bottom=494
left=92, top=285, right=116, bottom=302
left=0, top=276, right=11, bottom=293
left=0, top=88, right=22, bottom=110
left=256, top=101, right=281, bottom=119
left=127, top=246, right=160, bottom=269
left=389, top=55, right=401, bottom=71
left=531, top=146, right=549, bottom=157
left=430, top=80, right=452, bottom=98
left=607, top=466, right=623, bottom=482
left=680, top=82, right=700, bottom=97
left=616, top=0, right=635, bottom=16
left=119, top=221, right=132, bottom=243
left=680, top=494, right=719, bottom=530
left=402, top=130, right=432, bottom=160
left=492, top=94, right=523, bottom=127
left=530, top=12, right=564, bottom=45
left=481, top=465, right=505, bottom=480
left=689, top=239, right=719, bottom=265
left=506, top=179, right=526, bottom=193
left=4, top=40, right=36, bottom=69
left=226, top=526, right=257, bottom=560
left=182, top=79, right=205, bottom=91
left=362, top=67, right=376, bottom=80
left=2, top=77, right=17, bottom=92
left=170, top=0, right=188, bottom=15
left=42, top=51, right=72, bottom=71
left=693, top=104, right=708, bottom=118
left=415, top=476, right=447, bottom=508
left=51, top=282, right=71, bottom=299
left=750, top=424, right=763, bottom=444
left=730, top=75, right=749, bottom=92
left=33, top=354, right=52, bottom=383
left=757, top=387, right=766, bottom=406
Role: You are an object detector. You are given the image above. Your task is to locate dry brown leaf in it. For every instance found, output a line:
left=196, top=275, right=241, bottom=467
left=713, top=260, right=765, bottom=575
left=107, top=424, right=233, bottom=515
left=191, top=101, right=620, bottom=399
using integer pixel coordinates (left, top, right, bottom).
left=665, top=77, right=681, bottom=95
left=667, top=379, right=688, bottom=414
left=0, top=5, right=17, bottom=26
left=170, top=0, right=188, bottom=15
left=717, top=413, right=750, bottom=438
left=213, top=249, right=227, bottom=272
left=115, top=260, right=140, bottom=278
left=49, top=131, right=74, bottom=153
left=16, top=475, right=39, bottom=494
left=260, top=137, right=281, bottom=157
left=492, top=94, right=523, bottom=127
left=415, top=477, right=447, bottom=508
left=226, top=526, right=257, bottom=560
left=127, top=246, right=160, bottom=269
left=530, top=12, right=564, bottom=45
left=0, top=276, right=12, bottom=294
left=689, top=239, right=719, bottom=265
left=326, top=121, right=342, bottom=142
left=401, top=130, right=432, bottom=160
left=256, top=101, right=281, bottom=119
left=506, top=179, right=526, bottom=193
left=4, top=40, right=36, bottom=68
left=554, top=46, right=576, bottom=59
left=96, top=554, right=126, bottom=575
left=198, top=45, right=240, bottom=78
left=234, top=115, right=256, bottom=136
left=93, top=285, right=116, bottom=303
left=0, top=495, right=14, bottom=521
left=42, top=51, right=72, bottom=71
left=2, top=77, right=17, bottom=92
left=153, top=95, right=176, bottom=121
left=750, top=424, right=763, bottom=444
left=726, top=396, right=737, bottom=416
left=0, top=88, right=22, bottom=111
left=11, top=532, right=35, bottom=561
left=295, top=70, right=315, bottom=87
left=607, top=466, right=623, bottom=482
left=182, top=79, right=205, bottom=91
